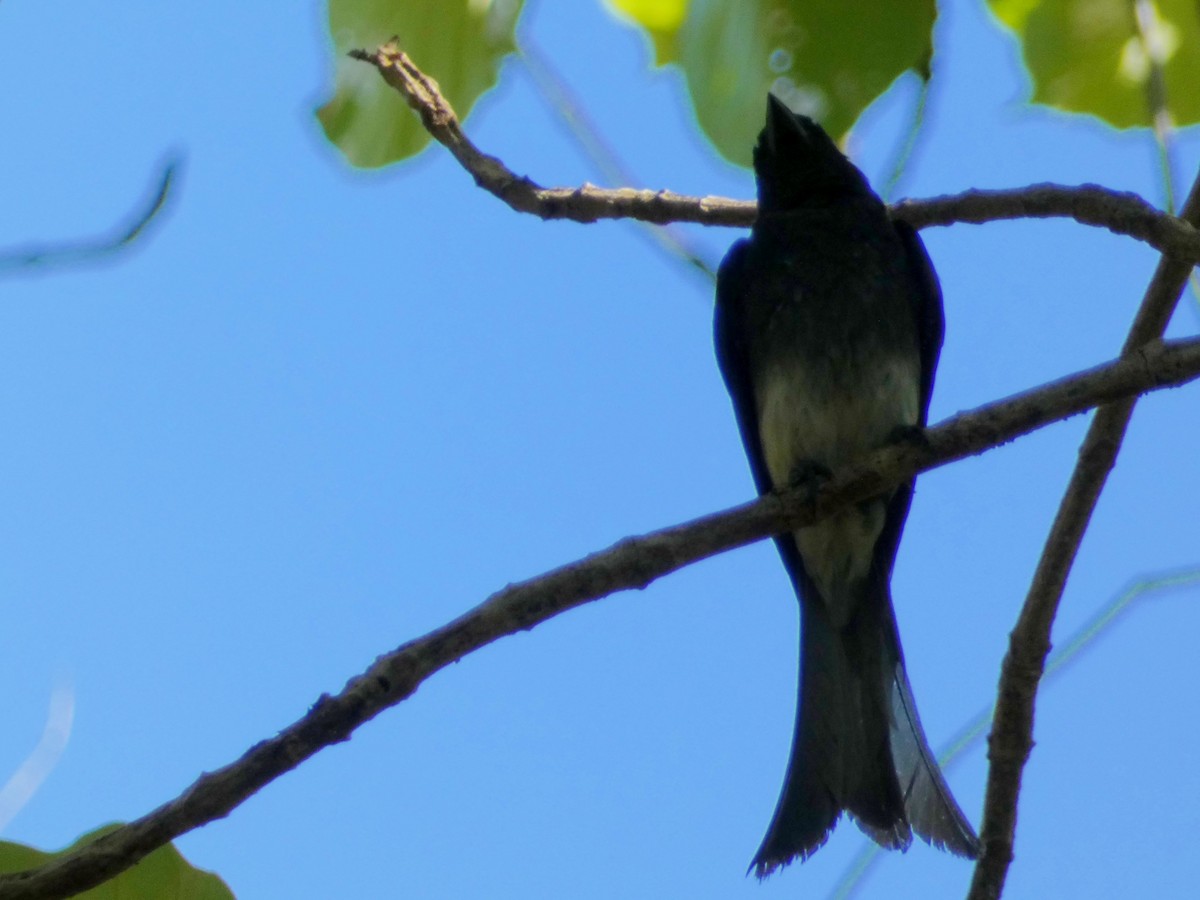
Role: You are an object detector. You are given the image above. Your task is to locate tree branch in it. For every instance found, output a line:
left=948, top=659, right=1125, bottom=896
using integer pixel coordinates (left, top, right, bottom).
left=3, top=336, right=1200, bottom=900
left=894, top=184, right=1200, bottom=259
left=348, top=44, right=752, bottom=226
left=968, top=169, right=1200, bottom=900
left=348, top=43, right=1200, bottom=264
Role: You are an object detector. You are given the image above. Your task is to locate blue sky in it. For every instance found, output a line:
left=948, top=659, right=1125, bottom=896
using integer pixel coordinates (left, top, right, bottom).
left=1, top=1, right=1198, bottom=898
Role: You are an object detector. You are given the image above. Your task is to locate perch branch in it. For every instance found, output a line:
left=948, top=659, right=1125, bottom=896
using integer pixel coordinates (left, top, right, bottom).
left=4, top=336, right=1200, bottom=900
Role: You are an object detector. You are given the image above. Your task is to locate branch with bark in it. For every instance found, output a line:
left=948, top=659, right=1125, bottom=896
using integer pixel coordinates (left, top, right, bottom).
left=3, top=335, right=1199, bottom=898
left=350, top=43, right=1200, bottom=265
left=966, top=158, right=1200, bottom=900
left=5, top=41, right=1198, bottom=900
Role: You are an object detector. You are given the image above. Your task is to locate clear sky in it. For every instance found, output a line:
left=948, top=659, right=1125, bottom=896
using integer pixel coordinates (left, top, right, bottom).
left=1, top=1, right=1198, bottom=898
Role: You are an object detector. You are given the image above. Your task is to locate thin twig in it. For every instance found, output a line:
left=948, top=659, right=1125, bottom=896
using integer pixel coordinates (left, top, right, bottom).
left=0, top=156, right=182, bottom=276
left=1131, top=0, right=1177, bottom=212
left=967, top=169, right=1200, bottom=900
left=881, top=72, right=931, bottom=203
left=349, top=43, right=1200, bottom=265
left=516, top=33, right=716, bottom=279
left=3, top=336, right=1200, bottom=900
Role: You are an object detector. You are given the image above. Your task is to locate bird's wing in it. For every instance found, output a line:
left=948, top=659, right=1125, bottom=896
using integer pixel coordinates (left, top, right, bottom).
left=715, top=238, right=816, bottom=597
left=714, top=238, right=774, bottom=497
left=870, top=219, right=947, bottom=580
left=893, top=219, right=945, bottom=426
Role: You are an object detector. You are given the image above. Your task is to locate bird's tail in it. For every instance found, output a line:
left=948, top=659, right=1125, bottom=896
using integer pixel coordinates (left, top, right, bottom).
left=878, top=596, right=981, bottom=860
left=750, top=584, right=979, bottom=877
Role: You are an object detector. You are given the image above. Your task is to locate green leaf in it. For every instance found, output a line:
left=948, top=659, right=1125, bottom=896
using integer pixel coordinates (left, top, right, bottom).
left=677, top=0, right=936, bottom=168
left=604, top=0, right=692, bottom=65
left=0, top=825, right=235, bottom=899
left=317, top=0, right=525, bottom=168
left=988, top=0, right=1200, bottom=128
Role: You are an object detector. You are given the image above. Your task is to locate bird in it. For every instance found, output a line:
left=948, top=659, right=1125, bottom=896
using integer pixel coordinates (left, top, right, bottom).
left=713, top=94, right=980, bottom=876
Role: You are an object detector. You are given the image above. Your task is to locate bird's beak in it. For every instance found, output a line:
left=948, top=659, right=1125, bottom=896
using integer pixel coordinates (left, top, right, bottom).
left=764, top=93, right=812, bottom=158
left=764, top=94, right=789, bottom=156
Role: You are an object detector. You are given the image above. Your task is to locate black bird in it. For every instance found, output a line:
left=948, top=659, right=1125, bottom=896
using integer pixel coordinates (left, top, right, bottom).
left=714, top=95, right=979, bottom=876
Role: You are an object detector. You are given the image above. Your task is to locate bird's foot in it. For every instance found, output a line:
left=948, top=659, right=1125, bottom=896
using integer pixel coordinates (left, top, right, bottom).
left=784, top=459, right=833, bottom=505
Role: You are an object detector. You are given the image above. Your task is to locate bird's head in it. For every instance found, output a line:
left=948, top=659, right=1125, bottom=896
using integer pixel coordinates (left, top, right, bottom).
left=753, top=94, right=870, bottom=211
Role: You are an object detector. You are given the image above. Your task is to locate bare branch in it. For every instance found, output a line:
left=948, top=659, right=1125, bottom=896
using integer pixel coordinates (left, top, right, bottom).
left=348, top=44, right=751, bottom=225
left=3, top=335, right=1200, bottom=900
left=968, top=170, right=1200, bottom=900
left=895, top=184, right=1200, bottom=259
left=349, top=43, right=1200, bottom=264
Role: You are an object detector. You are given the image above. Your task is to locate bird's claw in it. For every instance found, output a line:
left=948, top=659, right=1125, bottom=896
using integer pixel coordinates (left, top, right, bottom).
left=784, top=459, right=833, bottom=505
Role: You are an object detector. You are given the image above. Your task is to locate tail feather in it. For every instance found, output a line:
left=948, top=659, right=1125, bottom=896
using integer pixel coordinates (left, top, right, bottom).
left=751, top=597, right=910, bottom=876
left=888, top=659, right=980, bottom=857
left=750, top=583, right=978, bottom=877
left=749, top=599, right=841, bottom=873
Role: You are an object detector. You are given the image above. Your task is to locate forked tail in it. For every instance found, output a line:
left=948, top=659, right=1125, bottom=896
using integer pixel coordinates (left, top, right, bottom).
left=750, top=588, right=978, bottom=877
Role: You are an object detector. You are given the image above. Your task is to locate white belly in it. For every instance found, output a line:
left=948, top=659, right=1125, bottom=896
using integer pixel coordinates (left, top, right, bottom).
left=755, top=353, right=919, bottom=620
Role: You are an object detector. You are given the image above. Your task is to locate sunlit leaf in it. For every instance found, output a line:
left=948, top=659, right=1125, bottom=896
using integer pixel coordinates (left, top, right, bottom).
left=0, top=826, right=234, bottom=899
left=987, top=0, right=1200, bottom=128
left=990, top=0, right=1041, bottom=31
left=317, top=0, right=525, bottom=168
left=604, top=0, right=691, bottom=65
left=677, top=0, right=936, bottom=167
